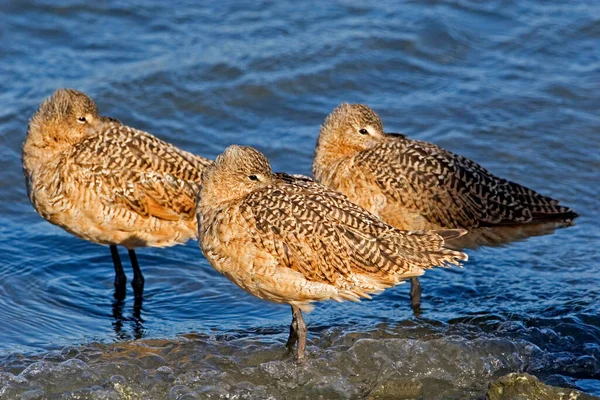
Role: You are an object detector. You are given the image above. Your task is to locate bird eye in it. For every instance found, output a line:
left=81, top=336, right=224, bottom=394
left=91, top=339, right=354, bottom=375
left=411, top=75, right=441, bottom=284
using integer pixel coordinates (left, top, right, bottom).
left=248, top=175, right=259, bottom=181
left=77, top=116, right=87, bottom=124
left=359, top=128, right=368, bottom=135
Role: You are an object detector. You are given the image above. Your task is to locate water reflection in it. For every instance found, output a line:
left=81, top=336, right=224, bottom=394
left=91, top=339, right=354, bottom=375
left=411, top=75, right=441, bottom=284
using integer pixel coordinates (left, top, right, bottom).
left=111, top=297, right=145, bottom=341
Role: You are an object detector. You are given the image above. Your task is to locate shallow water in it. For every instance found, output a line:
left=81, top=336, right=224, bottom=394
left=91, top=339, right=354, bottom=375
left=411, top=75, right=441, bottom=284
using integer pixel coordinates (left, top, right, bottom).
left=0, top=0, right=599, bottom=398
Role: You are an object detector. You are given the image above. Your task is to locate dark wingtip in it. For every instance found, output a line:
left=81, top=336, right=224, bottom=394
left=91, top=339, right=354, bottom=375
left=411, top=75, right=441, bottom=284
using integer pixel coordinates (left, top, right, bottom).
left=565, top=210, right=579, bottom=220
left=532, top=208, right=579, bottom=222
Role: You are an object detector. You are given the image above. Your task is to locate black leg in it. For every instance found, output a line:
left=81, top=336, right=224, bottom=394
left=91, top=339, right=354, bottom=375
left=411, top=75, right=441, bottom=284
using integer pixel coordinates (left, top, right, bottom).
left=128, top=249, right=144, bottom=300
left=410, top=277, right=422, bottom=313
left=286, top=305, right=298, bottom=351
left=111, top=245, right=126, bottom=300
left=291, top=305, right=307, bottom=363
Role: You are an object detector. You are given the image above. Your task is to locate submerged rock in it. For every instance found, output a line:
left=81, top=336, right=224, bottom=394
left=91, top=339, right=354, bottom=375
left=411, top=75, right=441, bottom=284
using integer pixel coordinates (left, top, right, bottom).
left=486, top=373, right=599, bottom=400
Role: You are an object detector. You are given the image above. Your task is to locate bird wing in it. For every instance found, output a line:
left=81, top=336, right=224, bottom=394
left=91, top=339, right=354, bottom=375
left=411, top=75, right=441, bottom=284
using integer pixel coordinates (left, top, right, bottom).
left=69, top=124, right=211, bottom=221
left=239, top=173, right=466, bottom=290
left=357, top=136, right=576, bottom=228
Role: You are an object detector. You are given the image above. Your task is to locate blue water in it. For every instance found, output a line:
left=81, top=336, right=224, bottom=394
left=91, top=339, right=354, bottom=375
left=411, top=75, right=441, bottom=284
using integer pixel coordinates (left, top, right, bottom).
left=0, top=0, right=599, bottom=398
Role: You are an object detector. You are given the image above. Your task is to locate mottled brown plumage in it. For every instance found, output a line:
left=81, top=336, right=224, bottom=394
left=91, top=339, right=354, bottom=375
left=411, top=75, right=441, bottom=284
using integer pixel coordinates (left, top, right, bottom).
left=22, top=89, right=212, bottom=297
left=314, top=103, right=578, bottom=246
left=197, top=145, right=467, bottom=361
left=313, top=103, right=578, bottom=307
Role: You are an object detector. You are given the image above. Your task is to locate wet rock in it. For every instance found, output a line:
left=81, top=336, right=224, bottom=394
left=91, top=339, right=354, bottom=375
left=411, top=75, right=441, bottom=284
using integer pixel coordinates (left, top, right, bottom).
left=113, top=380, right=143, bottom=399
left=195, top=384, right=231, bottom=398
left=20, top=389, right=45, bottom=400
left=368, top=378, right=422, bottom=399
left=156, top=365, right=175, bottom=382
left=109, top=374, right=127, bottom=385
left=19, top=361, right=54, bottom=379
left=60, top=357, right=89, bottom=371
left=486, top=373, right=599, bottom=400
left=169, top=384, right=194, bottom=399
left=0, top=354, right=33, bottom=375
left=42, top=350, right=64, bottom=363
left=2, top=332, right=599, bottom=399
left=60, top=346, right=81, bottom=359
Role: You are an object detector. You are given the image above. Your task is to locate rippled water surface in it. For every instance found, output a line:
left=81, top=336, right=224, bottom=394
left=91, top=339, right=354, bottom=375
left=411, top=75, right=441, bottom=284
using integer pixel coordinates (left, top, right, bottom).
left=0, top=0, right=599, bottom=398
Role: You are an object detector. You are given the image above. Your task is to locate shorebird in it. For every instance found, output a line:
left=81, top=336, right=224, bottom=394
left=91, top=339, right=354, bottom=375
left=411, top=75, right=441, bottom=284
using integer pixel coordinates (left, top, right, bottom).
left=196, top=145, right=467, bottom=361
left=313, top=103, right=578, bottom=309
left=22, top=89, right=212, bottom=300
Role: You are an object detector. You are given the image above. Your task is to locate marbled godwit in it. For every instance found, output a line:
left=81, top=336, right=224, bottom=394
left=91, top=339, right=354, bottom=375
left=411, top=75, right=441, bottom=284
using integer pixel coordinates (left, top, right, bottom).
left=313, top=103, right=578, bottom=309
left=196, top=145, right=467, bottom=361
left=22, top=89, right=212, bottom=299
